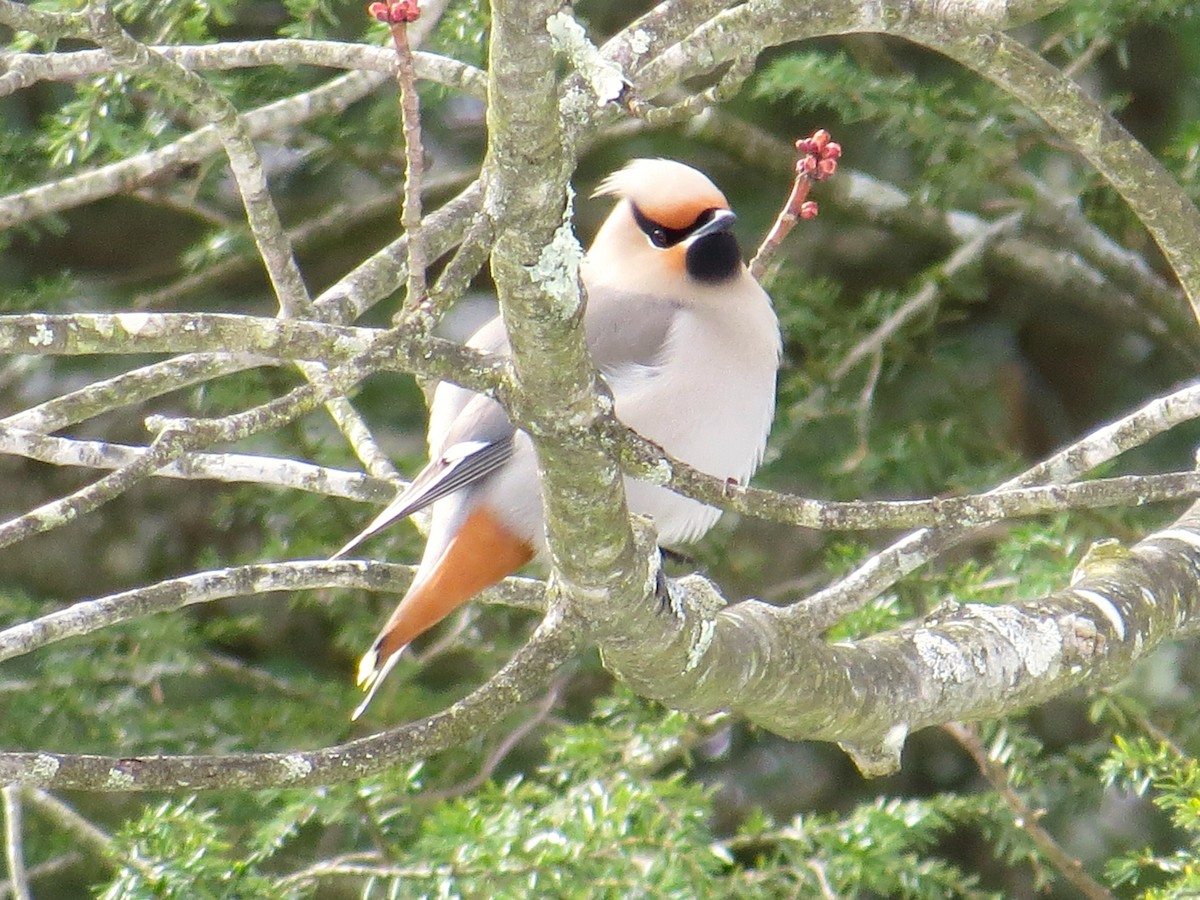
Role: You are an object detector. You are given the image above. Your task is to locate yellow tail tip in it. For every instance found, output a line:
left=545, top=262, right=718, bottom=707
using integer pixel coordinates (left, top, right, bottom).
left=356, top=647, right=380, bottom=687
left=350, top=645, right=404, bottom=721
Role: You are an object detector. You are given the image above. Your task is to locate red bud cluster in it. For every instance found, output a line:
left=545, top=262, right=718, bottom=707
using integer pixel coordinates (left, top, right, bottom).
left=368, top=0, right=420, bottom=23
left=795, top=128, right=841, bottom=182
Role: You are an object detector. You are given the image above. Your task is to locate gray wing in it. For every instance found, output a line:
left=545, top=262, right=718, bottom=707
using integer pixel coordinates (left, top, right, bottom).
left=583, top=286, right=678, bottom=375
left=427, top=315, right=511, bottom=454
left=331, top=394, right=517, bottom=560
left=333, top=289, right=674, bottom=560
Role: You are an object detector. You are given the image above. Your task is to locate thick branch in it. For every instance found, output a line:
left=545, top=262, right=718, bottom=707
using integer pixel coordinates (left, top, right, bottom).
left=0, top=314, right=503, bottom=392
left=482, top=0, right=654, bottom=644
left=0, top=313, right=370, bottom=359
left=602, top=502, right=1200, bottom=776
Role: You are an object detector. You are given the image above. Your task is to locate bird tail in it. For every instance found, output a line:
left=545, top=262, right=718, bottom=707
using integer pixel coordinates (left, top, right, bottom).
left=348, top=507, right=535, bottom=720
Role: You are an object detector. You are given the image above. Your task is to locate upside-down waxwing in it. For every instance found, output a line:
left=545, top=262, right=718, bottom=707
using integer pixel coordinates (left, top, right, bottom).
left=335, top=159, right=782, bottom=718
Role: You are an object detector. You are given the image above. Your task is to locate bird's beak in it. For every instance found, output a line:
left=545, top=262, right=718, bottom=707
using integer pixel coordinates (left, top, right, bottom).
left=688, top=208, right=737, bottom=243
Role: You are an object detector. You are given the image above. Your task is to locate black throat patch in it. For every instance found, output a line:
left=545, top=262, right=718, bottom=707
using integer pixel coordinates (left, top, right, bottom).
left=686, top=231, right=741, bottom=283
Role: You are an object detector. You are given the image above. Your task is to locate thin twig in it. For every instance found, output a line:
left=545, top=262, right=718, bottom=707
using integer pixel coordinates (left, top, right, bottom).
left=0, top=425, right=197, bottom=550
left=20, top=788, right=160, bottom=879
left=0, top=787, right=30, bottom=900
left=831, top=213, right=1022, bottom=385
left=0, top=561, right=544, bottom=665
left=415, top=677, right=565, bottom=804
left=749, top=129, right=841, bottom=280
left=943, top=722, right=1114, bottom=900
left=806, top=860, right=840, bottom=900
left=788, top=379, right=1200, bottom=628
left=354, top=794, right=400, bottom=862
left=1097, top=691, right=1189, bottom=758
left=425, top=212, right=495, bottom=319
left=374, top=4, right=430, bottom=324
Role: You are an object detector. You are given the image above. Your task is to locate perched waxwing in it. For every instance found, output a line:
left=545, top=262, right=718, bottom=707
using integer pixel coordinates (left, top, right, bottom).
left=335, top=159, right=782, bottom=718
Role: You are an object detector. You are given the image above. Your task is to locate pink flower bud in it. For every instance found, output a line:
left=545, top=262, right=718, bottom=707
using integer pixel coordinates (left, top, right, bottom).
left=799, top=201, right=819, bottom=219
left=390, top=0, right=420, bottom=22
left=810, top=129, right=830, bottom=150
left=817, top=158, right=838, bottom=178
left=823, top=142, right=842, bottom=160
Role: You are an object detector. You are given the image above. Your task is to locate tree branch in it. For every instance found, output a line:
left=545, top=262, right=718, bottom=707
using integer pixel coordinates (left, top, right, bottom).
left=943, top=722, right=1114, bottom=900
left=0, top=787, right=30, bottom=900
left=0, top=561, right=543, bottom=665
left=482, top=0, right=656, bottom=648
left=0, top=41, right=484, bottom=99
left=0, top=426, right=394, bottom=501
left=0, top=607, right=574, bottom=791
left=0, top=70, right=385, bottom=230
left=793, top=379, right=1200, bottom=629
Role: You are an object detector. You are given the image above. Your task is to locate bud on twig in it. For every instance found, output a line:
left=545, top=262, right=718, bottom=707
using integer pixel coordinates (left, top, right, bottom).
left=749, top=128, right=842, bottom=280
left=368, top=0, right=420, bottom=24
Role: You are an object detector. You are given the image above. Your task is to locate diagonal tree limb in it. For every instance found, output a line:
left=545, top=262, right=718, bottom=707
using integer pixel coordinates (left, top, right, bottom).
left=0, top=561, right=544, bottom=665
left=0, top=605, right=576, bottom=791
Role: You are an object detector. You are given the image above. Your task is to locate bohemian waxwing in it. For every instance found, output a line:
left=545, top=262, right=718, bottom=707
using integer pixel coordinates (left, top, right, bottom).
left=335, top=159, right=782, bottom=718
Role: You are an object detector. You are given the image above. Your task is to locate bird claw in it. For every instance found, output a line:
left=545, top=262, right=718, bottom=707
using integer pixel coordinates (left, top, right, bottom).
left=655, top=565, right=685, bottom=621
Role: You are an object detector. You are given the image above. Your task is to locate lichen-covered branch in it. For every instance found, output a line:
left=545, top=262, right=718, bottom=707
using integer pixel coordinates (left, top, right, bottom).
left=0, top=426, right=395, bottom=501
left=792, top=379, right=1200, bottom=629
left=0, top=353, right=271, bottom=434
left=0, top=561, right=542, bottom=665
left=0, top=41, right=484, bottom=99
left=943, top=722, right=1113, bottom=900
left=602, top=501, right=1200, bottom=776
left=0, top=313, right=504, bottom=391
left=5, top=498, right=1197, bottom=787
left=0, top=312, right=371, bottom=360
left=481, top=0, right=656, bottom=645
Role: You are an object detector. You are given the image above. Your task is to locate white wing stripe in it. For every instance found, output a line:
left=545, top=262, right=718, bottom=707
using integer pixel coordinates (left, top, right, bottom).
left=330, top=438, right=514, bottom=560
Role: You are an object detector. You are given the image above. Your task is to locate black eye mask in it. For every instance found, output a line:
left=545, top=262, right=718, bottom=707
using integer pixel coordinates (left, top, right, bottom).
left=630, top=204, right=716, bottom=248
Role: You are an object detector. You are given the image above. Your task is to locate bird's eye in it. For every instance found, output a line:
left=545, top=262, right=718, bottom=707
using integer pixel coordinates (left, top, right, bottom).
left=650, top=227, right=669, bottom=248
